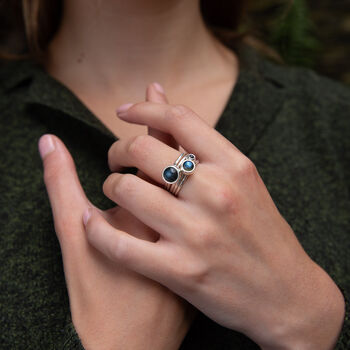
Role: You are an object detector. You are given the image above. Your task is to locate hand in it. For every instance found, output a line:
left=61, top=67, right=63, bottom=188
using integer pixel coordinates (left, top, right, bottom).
left=84, top=96, right=346, bottom=350
left=38, top=83, right=194, bottom=350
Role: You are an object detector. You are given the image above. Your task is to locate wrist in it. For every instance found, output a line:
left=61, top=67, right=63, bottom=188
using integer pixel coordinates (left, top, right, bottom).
left=76, top=311, right=191, bottom=350
left=73, top=293, right=195, bottom=350
left=260, top=262, right=345, bottom=350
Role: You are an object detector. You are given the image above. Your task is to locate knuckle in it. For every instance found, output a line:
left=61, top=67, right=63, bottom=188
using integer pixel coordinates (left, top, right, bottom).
left=103, top=173, right=135, bottom=200
left=127, top=134, right=152, bottom=159
left=212, top=183, right=238, bottom=213
left=109, top=235, right=129, bottom=263
left=85, top=214, right=129, bottom=263
left=235, top=156, right=257, bottom=179
left=112, top=173, right=135, bottom=198
left=166, top=104, right=193, bottom=123
left=178, top=260, right=210, bottom=290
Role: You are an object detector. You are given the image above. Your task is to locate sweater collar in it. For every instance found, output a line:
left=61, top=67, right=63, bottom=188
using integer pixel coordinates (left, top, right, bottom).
left=214, top=43, right=287, bottom=154
left=2, top=42, right=287, bottom=155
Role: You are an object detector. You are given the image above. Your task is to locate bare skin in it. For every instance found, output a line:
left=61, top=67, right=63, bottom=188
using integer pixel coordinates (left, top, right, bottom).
left=40, top=0, right=345, bottom=349
left=44, top=0, right=239, bottom=139
left=39, top=85, right=196, bottom=350
left=42, top=0, right=239, bottom=348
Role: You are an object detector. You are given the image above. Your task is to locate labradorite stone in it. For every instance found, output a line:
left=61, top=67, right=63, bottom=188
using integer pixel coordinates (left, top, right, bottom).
left=163, top=166, right=178, bottom=182
left=183, top=161, right=194, bottom=171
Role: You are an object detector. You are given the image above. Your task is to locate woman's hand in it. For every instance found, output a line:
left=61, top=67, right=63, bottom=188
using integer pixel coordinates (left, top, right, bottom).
left=39, top=84, right=193, bottom=350
left=84, top=94, right=346, bottom=350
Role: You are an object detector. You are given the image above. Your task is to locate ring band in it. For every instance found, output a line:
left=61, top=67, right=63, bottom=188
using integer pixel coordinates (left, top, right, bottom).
left=162, top=152, right=198, bottom=196
left=168, top=154, right=187, bottom=194
left=170, top=153, right=198, bottom=196
left=163, top=152, right=186, bottom=191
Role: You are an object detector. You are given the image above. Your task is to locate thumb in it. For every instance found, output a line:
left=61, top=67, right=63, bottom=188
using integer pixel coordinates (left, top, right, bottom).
left=38, top=134, right=94, bottom=248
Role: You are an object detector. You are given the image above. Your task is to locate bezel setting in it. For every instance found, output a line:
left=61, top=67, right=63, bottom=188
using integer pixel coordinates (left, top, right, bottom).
left=163, top=152, right=199, bottom=196
left=178, top=153, right=197, bottom=175
left=162, top=165, right=180, bottom=184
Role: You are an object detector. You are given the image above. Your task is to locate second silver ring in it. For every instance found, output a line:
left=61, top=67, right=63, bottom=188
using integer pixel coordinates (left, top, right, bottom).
left=168, top=152, right=198, bottom=196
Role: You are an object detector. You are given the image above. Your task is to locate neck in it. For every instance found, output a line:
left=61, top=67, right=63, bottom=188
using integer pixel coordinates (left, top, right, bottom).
left=45, top=0, right=233, bottom=98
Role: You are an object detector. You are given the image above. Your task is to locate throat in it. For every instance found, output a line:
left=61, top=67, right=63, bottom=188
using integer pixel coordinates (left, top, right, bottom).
left=78, top=67, right=238, bottom=141
left=65, top=43, right=239, bottom=141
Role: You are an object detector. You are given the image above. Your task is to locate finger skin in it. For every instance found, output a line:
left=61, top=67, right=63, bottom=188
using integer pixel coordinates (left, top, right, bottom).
left=84, top=206, right=171, bottom=282
left=102, top=172, right=191, bottom=239
left=115, top=83, right=178, bottom=186
left=108, top=134, right=181, bottom=183
left=107, top=135, right=225, bottom=206
left=39, top=134, right=92, bottom=244
left=38, top=133, right=102, bottom=298
left=116, top=101, right=239, bottom=162
left=146, top=82, right=178, bottom=150
left=109, top=83, right=180, bottom=176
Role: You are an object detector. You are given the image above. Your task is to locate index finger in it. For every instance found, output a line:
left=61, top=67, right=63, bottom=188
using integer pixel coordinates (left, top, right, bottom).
left=117, top=102, right=239, bottom=163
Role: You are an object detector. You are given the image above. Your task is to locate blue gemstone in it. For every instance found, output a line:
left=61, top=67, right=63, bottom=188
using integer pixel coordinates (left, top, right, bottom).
left=183, top=161, right=194, bottom=171
left=163, top=166, right=178, bottom=182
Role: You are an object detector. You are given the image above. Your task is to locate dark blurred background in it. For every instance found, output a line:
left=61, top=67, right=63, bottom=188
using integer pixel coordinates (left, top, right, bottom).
left=1, top=0, right=349, bottom=84
left=246, top=0, right=350, bottom=84
left=308, top=0, right=350, bottom=84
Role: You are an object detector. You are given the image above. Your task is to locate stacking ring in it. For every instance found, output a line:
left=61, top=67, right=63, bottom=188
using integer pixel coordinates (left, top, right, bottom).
left=162, top=152, right=199, bottom=196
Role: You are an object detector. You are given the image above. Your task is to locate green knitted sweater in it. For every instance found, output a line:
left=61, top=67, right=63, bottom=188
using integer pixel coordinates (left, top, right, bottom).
left=0, top=42, right=349, bottom=349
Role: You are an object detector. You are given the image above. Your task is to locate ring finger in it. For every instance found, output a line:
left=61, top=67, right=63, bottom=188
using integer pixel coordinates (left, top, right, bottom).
left=108, top=134, right=204, bottom=198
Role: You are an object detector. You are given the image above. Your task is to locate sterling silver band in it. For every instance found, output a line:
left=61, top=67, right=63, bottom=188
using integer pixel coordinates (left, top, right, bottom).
left=163, top=152, right=198, bottom=196
left=164, top=152, right=186, bottom=191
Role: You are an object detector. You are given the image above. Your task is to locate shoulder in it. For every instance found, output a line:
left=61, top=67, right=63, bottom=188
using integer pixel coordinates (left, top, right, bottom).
left=0, top=58, right=38, bottom=125
left=237, top=42, right=350, bottom=118
left=258, top=54, right=350, bottom=110
left=251, top=51, right=350, bottom=137
left=254, top=52, right=350, bottom=165
left=0, top=59, right=21, bottom=90
left=0, top=58, right=36, bottom=97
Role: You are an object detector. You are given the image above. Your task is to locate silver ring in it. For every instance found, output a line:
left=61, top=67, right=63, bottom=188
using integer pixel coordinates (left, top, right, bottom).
left=162, top=152, right=198, bottom=196
left=162, top=152, right=186, bottom=191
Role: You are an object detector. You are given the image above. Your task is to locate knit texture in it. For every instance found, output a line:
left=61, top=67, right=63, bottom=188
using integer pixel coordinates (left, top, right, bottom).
left=0, top=42, right=349, bottom=349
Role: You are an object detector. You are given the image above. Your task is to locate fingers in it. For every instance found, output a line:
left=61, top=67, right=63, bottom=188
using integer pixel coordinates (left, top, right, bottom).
left=146, top=82, right=178, bottom=150
left=116, top=101, right=239, bottom=163
left=111, top=83, right=178, bottom=177
left=107, top=135, right=226, bottom=205
left=102, top=172, right=191, bottom=239
left=38, top=134, right=89, bottom=232
left=84, top=206, right=209, bottom=300
left=38, top=134, right=93, bottom=245
left=83, top=206, right=172, bottom=282
left=108, top=134, right=181, bottom=183
left=133, top=82, right=178, bottom=184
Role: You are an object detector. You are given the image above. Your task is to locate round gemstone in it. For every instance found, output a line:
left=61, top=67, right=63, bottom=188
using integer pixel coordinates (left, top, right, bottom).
left=183, top=161, right=194, bottom=171
left=163, top=166, right=178, bottom=182
left=189, top=154, right=195, bottom=160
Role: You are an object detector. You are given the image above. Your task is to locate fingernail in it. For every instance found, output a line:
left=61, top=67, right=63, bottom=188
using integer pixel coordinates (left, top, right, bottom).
left=83, top=207, right=92, bottom=226
left=38, top=134, right=55, bottom=159
left=152, top=82, right=165, bottom=94
left=116, top=103, right=134, bottom=116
